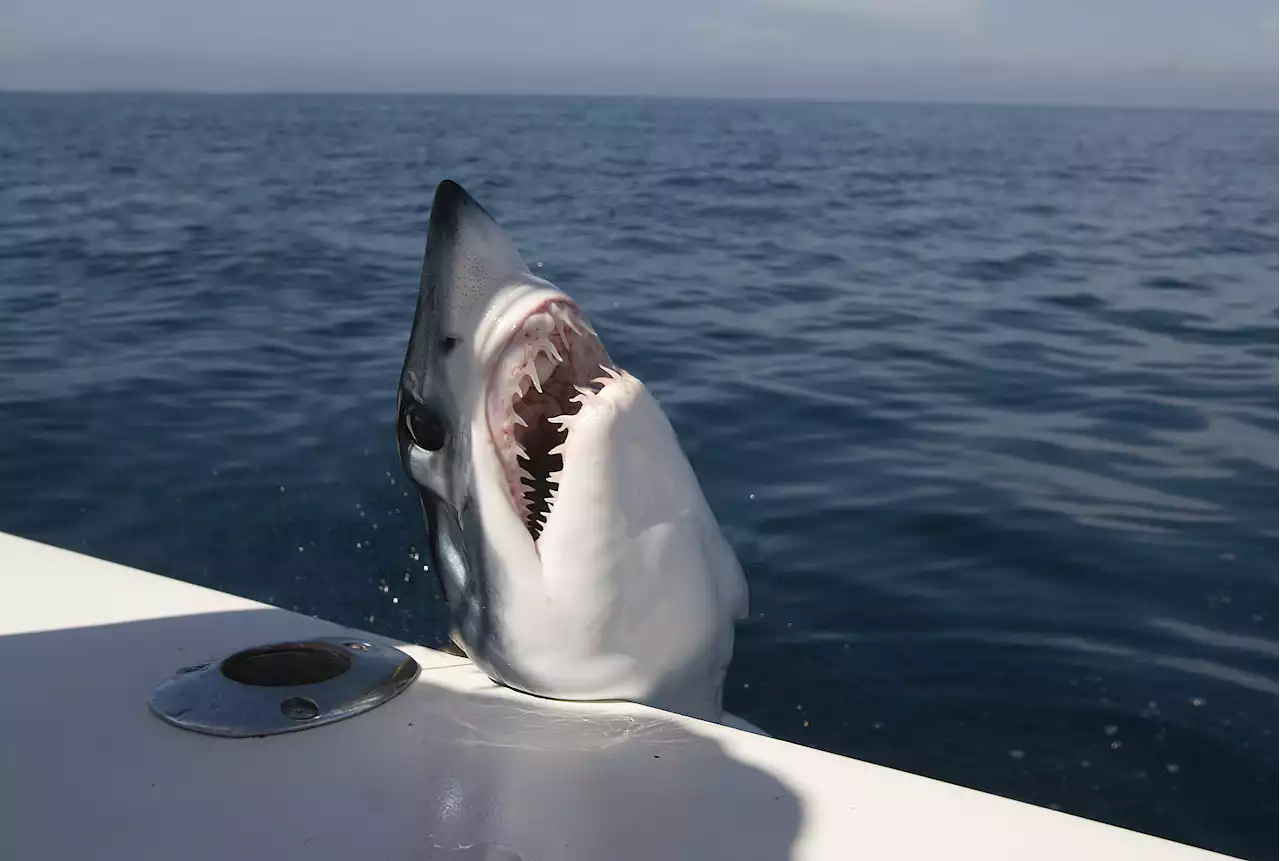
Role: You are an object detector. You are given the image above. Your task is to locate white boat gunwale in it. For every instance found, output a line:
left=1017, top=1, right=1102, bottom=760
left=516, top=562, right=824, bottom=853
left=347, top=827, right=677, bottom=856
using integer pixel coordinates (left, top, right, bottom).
left=0, top=531, right=1236, bottom=861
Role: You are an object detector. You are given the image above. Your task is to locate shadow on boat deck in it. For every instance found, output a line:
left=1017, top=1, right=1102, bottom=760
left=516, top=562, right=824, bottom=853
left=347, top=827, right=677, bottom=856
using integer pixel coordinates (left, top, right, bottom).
left=0, top=605, right=803, bottom=860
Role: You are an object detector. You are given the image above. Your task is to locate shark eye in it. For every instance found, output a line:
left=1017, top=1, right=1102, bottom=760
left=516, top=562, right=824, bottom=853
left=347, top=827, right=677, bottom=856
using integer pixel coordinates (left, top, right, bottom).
left=404, top=403, right=446, bottom=451
left=442, top=337, right=460, bottom=353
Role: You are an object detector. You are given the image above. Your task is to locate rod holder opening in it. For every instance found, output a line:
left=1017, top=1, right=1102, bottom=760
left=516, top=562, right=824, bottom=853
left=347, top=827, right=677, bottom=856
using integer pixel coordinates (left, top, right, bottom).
left=221, top=643, right=352, bottom=687
left=148, top=636, right=420, bottom=737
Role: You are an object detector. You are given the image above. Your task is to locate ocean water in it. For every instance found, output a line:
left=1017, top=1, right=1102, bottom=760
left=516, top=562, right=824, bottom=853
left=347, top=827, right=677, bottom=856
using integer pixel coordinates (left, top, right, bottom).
left=0, top=94, right=1275, bottom=859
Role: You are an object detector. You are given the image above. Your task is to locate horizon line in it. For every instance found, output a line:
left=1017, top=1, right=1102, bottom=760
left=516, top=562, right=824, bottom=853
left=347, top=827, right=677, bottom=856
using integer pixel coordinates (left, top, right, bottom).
left=2, top=87, right=1275, bottom=115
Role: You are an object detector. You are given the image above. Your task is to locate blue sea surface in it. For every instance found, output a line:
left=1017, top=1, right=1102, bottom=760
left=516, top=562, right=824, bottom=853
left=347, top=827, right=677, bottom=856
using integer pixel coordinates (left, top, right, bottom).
left=0, top=94, right=1275, bottom=859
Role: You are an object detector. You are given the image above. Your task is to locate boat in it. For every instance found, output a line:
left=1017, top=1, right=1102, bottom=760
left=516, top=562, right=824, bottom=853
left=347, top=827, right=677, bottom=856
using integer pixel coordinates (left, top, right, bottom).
left=0, top=529, right=1236, bottom=860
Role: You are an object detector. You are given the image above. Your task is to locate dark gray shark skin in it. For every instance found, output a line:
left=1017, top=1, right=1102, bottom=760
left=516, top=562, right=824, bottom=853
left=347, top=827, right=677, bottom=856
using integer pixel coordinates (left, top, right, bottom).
left=395, top=180, right=535, bottom=690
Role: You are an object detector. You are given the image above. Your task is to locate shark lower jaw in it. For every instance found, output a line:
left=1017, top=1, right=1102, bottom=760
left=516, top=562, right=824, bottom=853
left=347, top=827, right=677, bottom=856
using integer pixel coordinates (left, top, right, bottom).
left=484, top=298, right=619, bottom=544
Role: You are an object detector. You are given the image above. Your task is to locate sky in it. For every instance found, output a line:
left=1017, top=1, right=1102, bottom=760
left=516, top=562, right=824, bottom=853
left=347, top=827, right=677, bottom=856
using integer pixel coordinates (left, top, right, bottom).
left=2, top=0, right=1276, bottom=108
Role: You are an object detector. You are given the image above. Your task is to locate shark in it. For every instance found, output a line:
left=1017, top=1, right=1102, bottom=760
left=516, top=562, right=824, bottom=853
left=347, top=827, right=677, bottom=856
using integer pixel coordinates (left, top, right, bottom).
left=395, top=180, right=749, bottom=724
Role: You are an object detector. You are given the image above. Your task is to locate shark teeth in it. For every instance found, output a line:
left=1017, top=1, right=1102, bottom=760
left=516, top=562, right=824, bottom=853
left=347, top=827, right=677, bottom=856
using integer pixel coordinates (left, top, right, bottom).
left=486, top=297, right=621, bottom=542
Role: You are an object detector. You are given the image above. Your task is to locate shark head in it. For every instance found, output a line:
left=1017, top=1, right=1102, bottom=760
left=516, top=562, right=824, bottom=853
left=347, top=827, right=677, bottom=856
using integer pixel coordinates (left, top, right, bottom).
left=396, top=180, right=749, bottom=722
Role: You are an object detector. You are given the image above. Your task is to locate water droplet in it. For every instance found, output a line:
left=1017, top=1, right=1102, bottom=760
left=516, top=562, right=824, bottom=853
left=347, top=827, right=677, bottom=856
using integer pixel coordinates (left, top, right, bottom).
left=1190, top=697, right=1205, bottom=707
left=1103, top=725, right=1118, bottom=736
left=297, top=546, right=304, bottom=552
left=1010, top=750, right=1025, bottom=760
left=748, top=493, right=756, bottom=500
left=1165, top=763, right=1180, bottom=773
left=1110, top=741, right=1122, bottom=750
left=872, top=721, right=885, bottom=730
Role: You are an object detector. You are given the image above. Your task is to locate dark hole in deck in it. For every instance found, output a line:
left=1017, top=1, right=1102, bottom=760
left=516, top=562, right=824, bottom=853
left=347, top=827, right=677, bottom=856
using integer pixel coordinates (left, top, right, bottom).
left=220, top=643, right=352, bottom=687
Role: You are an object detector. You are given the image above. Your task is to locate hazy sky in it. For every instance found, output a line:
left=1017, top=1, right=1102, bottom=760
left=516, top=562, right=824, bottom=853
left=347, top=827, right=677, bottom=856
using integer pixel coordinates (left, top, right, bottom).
left=2, top=0, right=1276, bottom=107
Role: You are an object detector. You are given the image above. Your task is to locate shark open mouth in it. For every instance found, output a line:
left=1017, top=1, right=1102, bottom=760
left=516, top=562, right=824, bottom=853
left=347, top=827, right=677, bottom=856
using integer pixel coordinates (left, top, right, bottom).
left=486, top=299, right=615, bottom=541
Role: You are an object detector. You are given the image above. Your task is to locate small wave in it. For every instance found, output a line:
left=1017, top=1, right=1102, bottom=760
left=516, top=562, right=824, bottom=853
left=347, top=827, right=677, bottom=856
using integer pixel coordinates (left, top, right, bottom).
left=1140, top=275, right=1212, bottom=293
left=1015, top=202, right=1060, bottom=217
left=1040, top=291, right=1107, bottom=310
left=1147, top=618, right=1278, bottom=657
left=957, top=250, right=1059, bottom=282
left=947, top=630, right=1278, bottom=695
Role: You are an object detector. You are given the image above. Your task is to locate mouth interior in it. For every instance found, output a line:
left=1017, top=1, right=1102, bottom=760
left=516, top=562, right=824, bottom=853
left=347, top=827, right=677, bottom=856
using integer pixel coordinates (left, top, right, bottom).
left=487, top=300, right=615, bottom=541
